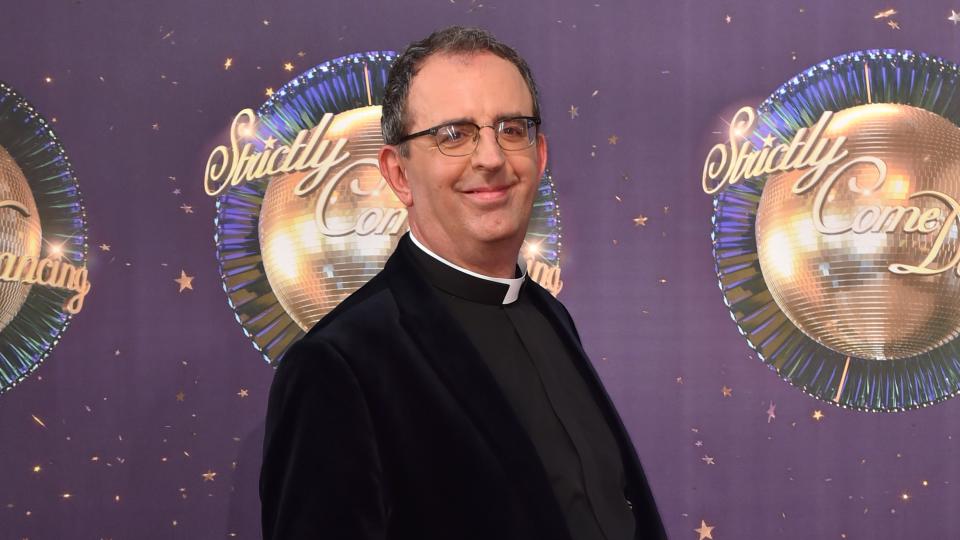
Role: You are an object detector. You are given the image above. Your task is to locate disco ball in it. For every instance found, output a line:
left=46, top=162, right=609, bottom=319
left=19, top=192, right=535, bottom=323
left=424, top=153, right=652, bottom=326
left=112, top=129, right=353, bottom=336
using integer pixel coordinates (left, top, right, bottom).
left=259, top=106, right=406, bottom=330
left=0, top=145, right=41, bottom=333
left=756, top=104, right=960, bottom=360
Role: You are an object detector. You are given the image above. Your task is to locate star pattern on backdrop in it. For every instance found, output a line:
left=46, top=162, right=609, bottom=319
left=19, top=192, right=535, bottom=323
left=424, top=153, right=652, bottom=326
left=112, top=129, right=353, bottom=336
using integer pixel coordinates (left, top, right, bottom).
left=951, top=10, right=960, bottom=24
left=694, top=519, right=715, bottom=540
left=174, top=270, right=194, bottom=292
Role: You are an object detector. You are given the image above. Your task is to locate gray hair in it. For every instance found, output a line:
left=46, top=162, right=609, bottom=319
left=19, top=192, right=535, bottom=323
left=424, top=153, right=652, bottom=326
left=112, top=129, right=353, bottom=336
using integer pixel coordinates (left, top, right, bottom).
left=381, top=26, right=541, bottom=154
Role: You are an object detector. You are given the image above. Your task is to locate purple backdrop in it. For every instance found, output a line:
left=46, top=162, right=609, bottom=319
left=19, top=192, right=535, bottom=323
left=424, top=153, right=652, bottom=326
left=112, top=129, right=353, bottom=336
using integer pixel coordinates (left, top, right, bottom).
left=2, top=0, right=960, bottom=538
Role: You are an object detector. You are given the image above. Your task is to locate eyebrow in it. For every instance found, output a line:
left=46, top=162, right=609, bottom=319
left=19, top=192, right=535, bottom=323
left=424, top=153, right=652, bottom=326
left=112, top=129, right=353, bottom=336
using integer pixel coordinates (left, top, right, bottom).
left=432, top=112, right=530, bottom=126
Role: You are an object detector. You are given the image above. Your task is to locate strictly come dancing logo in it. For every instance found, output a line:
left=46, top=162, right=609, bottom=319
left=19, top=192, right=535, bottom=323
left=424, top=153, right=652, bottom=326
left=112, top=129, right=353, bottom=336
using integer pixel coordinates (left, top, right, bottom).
left=204, top=52, right=563, bottom=363
left=704, top=50, right=960, bottom=411
left=0, top=82, right=90, bottom=395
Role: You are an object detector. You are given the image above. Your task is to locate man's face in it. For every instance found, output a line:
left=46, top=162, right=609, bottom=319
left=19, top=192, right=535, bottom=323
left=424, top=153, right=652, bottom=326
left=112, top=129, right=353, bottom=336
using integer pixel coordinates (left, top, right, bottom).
left=389, top=52, right=547, bottom=259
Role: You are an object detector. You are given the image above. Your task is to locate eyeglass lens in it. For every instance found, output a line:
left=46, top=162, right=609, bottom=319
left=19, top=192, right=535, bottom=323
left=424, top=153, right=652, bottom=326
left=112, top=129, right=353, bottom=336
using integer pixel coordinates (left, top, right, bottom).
left=435, top=118, right=536, bottom=156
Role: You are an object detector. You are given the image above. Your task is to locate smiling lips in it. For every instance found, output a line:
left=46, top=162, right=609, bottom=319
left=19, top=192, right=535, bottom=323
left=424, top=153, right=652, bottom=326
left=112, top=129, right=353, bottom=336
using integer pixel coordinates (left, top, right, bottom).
left=462, top=183, right=513, bottom=203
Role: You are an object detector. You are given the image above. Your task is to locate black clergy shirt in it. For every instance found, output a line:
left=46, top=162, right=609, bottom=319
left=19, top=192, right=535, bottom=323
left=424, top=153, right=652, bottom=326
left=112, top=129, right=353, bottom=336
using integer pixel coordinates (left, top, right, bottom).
left=406, top=233, right=636, bottom=540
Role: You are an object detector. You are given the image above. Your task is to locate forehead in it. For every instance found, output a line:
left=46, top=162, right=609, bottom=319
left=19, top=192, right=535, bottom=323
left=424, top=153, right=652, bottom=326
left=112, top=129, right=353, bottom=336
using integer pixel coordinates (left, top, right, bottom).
left=406, top=51, right=534, bottom=128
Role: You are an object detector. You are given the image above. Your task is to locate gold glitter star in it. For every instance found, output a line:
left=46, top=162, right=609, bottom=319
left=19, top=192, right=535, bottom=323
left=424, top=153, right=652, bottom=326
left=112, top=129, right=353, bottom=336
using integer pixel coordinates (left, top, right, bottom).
left=701, top=455, right=716, bottom=465
left=950, top=10, right=960, bottom=24
left=722, top=386, right=732, bottom=397
left=283, top=62, right=294, bottom=72
left=202, top=469, right=217, bottom=482
left=238, top=388, right=249, bottom=398
left=812, top=409, right=825, bottom=421
left=607, top=134, right=618, bottom=145
left=223, top=57, right=233, bottom=70
left=887, top=20, right=901, bottom=29
left=43, top=76, right=53, bottom=84
left=175, top=391, right=185, bottom=402
left=180, top=204, right=193, bottom=214
left=633, top=215, right=648, bottom=227
left=263, top=136, right=277, bottom=149
left=31, top=414, right=47, bottom=428
left=675, top=376, right=684, bottom=384
left=766, top=401, right=776, bottom=423
left=262, top=19, right=270, bottom=25
left=874, top=8, right=897, bottom=18
left=568, top=105, right=578, bottom=119
left=265, top=87, right=274, bottom=97
left=32, top=465, right=41, bottom=473
left=297, top=50, right=306, bottom=57
left=152, top=123, right=160, bottom=131
left=724, top=14, right=732, bottom=23
left=174, top=270, right=194, bottom=292
left=172, top=188, right=181, bottom=195
left=762, top=133, right=776, bottom=147
left=99, top=244, right=111, bottom=251
left=695, top=520, right=715, bottom=540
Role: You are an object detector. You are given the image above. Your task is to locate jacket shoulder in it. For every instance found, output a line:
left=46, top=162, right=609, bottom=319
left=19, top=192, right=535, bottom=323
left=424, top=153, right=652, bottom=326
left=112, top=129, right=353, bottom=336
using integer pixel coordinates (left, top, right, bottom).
left=292, top=270, right=400, bottom=351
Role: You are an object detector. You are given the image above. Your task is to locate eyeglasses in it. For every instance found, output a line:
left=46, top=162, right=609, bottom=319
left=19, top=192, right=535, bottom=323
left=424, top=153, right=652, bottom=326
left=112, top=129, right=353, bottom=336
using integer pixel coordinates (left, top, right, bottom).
left=393, top=116, right=541, bottom=157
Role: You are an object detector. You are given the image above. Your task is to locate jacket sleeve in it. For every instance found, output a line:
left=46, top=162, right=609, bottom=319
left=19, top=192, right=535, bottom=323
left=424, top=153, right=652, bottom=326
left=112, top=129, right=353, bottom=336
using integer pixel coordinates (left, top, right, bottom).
left=260, top=338, right=388, bottom=539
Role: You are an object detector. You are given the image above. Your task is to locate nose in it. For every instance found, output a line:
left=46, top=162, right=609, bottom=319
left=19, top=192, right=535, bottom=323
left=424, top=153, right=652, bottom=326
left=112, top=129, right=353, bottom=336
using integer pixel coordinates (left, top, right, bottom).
left=470, top=126, right=506, bottom=170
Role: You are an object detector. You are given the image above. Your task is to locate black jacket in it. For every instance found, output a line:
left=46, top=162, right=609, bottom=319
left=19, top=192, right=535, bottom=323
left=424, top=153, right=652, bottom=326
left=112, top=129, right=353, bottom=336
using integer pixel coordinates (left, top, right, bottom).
left=260, top=238, right=666, bottom=539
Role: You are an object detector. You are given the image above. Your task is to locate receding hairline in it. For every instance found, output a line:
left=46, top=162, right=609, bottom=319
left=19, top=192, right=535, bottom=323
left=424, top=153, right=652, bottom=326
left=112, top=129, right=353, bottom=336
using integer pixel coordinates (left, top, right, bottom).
left=402, top=50, right=537, bottom=131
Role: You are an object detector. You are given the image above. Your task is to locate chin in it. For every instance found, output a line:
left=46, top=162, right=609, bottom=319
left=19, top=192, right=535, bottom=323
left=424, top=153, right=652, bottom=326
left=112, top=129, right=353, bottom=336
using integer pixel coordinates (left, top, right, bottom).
left=469, top=224, right=526, bottom=245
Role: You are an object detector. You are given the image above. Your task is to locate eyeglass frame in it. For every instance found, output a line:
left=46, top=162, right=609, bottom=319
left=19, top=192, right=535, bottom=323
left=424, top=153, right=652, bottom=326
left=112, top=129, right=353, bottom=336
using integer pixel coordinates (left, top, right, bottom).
left=391, top=116, right=542, bottom=156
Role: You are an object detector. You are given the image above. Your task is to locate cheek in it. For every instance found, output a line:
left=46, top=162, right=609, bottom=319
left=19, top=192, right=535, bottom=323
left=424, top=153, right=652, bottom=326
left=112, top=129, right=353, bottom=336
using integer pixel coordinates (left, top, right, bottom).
left=410, top=161, right=465, bottom=204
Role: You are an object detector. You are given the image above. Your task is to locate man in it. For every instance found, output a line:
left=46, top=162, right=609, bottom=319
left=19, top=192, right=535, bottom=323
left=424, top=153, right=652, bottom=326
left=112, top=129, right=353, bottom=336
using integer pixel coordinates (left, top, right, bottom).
left=260, top=26, right=665, bottom=539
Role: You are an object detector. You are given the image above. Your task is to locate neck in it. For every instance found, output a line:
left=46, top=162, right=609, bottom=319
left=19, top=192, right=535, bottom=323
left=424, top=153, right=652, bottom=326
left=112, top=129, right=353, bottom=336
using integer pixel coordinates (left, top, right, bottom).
left=409, top=225, right=521, bottom=279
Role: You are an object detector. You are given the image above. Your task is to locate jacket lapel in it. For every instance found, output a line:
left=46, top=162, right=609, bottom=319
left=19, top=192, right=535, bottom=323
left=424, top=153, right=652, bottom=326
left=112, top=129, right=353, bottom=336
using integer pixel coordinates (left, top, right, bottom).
left=383, top=242, right=573, bottom=540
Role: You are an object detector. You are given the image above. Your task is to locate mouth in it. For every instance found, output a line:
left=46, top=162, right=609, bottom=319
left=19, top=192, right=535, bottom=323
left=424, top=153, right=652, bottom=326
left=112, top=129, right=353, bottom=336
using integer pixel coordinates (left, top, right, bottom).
left=461, top=183, right=514, bottom=203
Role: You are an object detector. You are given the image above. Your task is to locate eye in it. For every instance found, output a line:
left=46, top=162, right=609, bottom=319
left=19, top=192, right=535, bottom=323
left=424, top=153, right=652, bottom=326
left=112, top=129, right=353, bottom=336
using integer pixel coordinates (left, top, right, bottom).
left=436, top=123, right=474, bottom=146
left=499, top=119, right=527, bottom=138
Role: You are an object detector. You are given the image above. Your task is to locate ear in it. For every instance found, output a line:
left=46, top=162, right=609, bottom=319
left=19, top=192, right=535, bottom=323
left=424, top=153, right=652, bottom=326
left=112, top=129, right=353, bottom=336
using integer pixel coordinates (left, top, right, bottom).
left=379, top=145, right=414, bottom=207
left=536, top=132, right=548, bottom=179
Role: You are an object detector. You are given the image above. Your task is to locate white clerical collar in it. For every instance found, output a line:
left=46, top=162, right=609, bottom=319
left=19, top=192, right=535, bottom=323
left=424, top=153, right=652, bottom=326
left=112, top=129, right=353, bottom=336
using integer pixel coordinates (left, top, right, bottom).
left=408, top=231, right=526, bottom=305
